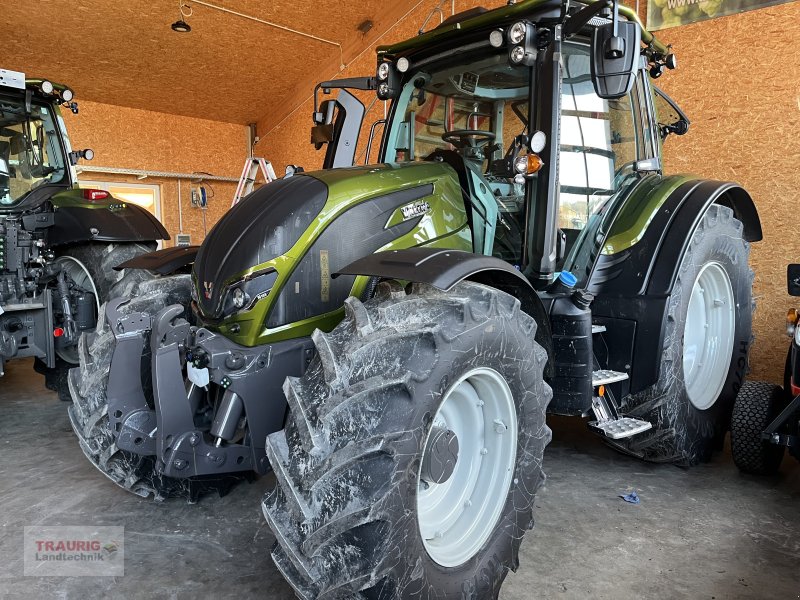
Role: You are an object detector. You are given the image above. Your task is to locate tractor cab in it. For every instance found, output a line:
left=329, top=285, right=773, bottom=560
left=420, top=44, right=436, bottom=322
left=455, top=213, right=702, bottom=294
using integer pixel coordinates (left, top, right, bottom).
left=312, top=0, right=674, bottom=287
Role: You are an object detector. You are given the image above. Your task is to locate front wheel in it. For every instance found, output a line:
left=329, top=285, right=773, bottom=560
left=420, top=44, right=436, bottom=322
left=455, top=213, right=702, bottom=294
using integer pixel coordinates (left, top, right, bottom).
left=608, top=204, right=753, bottom=465
left=262, top=281, right=552, bottom=599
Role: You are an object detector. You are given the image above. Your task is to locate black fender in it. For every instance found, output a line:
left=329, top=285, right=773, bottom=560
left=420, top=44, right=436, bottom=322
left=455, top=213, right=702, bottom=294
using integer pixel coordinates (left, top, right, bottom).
left=589, top=179, right=761, bottom=394
left=114, top=245, right=200, bottom=274
left=336, top=247, right=554, bottom=376
left=48, top=203, right=170, bottom=247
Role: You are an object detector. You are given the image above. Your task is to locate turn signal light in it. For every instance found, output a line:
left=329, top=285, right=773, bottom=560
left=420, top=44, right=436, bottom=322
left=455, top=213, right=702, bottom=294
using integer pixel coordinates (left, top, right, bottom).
left=525, top=153, right=544, bottom=174
left=513, top=153, right=545, bottom=176
left=787, top=308, right=799, bottom=336
left=82, top=189, right=110, bottom=201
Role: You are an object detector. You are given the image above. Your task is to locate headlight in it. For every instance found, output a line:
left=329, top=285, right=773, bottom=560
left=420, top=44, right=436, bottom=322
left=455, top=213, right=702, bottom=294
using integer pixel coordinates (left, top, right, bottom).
left=510, top=45, right=526, bottom=64
left=508, top=21, right=527, bottom=45
left=61, top=87, right=74, bottom=102
left=219, top=269, right=278, bottom=319
left=40, top=80, right=54, bottom=94
left=396, top=57, right=410, bottom=73
left=232, top=287, right=246, bottom=309
left=514, top=156, right=528, bottom=174
left=378, top=82, right=390, bottom=98
left=377, top=62, right=390, bottom=80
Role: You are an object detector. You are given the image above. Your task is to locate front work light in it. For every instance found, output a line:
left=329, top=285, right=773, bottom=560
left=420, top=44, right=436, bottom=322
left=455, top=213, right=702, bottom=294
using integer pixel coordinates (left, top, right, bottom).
left=508, top=21, right=527, bottom=44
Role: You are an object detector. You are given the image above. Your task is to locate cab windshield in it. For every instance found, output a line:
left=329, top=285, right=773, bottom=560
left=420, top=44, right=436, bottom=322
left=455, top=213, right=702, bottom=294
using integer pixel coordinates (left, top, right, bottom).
left=0, top=94, right=67, bottom=205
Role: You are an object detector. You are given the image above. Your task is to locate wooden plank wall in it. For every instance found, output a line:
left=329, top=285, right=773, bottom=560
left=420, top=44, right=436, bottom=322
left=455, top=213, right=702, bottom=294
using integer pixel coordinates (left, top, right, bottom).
left=64, top=100, right=249, bottom=247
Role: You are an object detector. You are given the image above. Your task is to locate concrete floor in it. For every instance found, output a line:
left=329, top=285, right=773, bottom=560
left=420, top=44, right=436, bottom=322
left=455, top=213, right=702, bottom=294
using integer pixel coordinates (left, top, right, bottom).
left=1, top=358, right=798, bottom=600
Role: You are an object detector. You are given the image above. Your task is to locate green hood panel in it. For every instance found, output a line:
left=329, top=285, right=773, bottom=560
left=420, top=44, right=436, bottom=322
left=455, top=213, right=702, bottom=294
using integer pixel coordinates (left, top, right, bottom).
left=196, top=161, right=473, bottom=347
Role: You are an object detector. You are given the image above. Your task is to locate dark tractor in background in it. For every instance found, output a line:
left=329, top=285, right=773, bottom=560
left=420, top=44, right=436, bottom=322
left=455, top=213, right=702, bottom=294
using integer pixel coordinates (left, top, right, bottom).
left=0, top=69, right=168, bottom=398
left=68, top=0, right=762, bottom=597
left=731, top=264, right=800, bottom=475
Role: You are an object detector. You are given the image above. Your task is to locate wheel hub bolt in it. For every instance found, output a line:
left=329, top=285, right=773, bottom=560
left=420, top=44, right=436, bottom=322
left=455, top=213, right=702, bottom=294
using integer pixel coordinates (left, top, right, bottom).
left=494, top=419, right=507, bottom=434
left=480, top=447, right=488, bottom=455
left=173, top=459, right=187, bottom=470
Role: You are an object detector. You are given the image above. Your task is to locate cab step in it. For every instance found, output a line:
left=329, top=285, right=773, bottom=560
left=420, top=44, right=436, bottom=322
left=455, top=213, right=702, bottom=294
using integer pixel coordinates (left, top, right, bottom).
left=592, top=369, right=629, bottom=386
left=589, top=417, right=653, bottom=439
left=588, top=392, right=652, bottom=440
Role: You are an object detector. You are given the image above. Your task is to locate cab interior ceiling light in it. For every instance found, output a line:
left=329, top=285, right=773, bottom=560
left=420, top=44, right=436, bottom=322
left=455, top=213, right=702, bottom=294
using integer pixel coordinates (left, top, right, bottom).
left=172, top=0, right=345, bottom=69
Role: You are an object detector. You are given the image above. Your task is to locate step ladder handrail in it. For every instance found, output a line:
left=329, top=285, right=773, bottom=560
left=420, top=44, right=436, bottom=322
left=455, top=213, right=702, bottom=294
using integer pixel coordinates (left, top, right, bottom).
left=231, top=157, right=277, bottom=207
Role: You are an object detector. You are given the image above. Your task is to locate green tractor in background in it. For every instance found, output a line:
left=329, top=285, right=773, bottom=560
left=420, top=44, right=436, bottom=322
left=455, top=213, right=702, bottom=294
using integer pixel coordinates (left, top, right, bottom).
left=0, top=69, right=168, bottom=399
left=68, top=0, right=761, bottom=597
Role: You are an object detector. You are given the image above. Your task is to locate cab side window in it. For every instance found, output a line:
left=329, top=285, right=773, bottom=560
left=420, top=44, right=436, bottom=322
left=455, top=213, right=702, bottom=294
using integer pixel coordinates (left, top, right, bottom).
left=558, top=44, right=644, bottom=240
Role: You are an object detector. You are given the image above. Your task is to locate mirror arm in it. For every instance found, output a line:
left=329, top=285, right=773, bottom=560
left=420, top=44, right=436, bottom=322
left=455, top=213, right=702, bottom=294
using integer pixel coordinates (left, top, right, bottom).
left=314, top=77, right=377, bottom=117
left=563, top=0, right=612, bottom=38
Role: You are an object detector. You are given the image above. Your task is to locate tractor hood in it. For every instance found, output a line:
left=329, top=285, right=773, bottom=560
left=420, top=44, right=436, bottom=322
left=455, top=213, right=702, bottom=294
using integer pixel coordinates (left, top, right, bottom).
left=192, top=174, right=329, bottom=317
left=192, top=162, right=464, bottom=319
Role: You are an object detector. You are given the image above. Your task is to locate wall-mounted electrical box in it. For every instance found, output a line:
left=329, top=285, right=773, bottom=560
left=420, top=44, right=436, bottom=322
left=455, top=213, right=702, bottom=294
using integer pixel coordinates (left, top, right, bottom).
left=176, top=233, right=192, bottom=247
left=190, top=186, right=208, bottom=208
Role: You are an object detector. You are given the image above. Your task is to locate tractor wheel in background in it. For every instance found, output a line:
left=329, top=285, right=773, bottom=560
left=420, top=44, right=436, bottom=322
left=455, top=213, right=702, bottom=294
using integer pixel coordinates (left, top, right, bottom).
left=262, top=281, right=552, bottom=599
left=731, top=381, right=785, bottom=475
left=37, top=242, right=156, bottom=400
left=608, top=204, right=753, bottom=465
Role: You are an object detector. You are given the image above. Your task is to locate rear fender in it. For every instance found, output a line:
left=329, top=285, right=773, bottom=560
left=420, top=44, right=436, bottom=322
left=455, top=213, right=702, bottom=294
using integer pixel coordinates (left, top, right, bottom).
left=48, top=203, right=169, bottom=247
left=590, top=179, right=761, bottom=393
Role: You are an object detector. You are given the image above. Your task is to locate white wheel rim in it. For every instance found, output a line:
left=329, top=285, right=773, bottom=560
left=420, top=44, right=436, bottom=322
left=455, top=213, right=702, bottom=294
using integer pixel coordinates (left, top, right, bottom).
left=683, top=262, right=735, bottom=410
left=417, top=367, right=517, bottom=567
left=53, top=256, right=101, bottom=364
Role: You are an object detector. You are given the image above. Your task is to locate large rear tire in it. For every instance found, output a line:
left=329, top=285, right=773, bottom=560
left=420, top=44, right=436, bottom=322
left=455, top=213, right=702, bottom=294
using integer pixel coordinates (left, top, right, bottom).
left=262, top=281, right=552, bottom=599
left=730, top=381, right=786, bottom=475
left=38, top=242, right=156, bottom=400
left=608, top=205, right=753, bottom=465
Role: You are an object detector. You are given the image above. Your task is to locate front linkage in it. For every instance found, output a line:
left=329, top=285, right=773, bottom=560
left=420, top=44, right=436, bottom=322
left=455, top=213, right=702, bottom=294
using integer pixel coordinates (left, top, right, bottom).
left=104, top=296, right=313, bottom=480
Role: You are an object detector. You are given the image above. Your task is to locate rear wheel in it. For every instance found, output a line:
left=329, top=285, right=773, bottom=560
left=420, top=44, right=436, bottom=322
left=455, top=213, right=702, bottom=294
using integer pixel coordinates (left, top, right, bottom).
left=731, top=381, right=786, bottom=475
left=262, top=281, right=552, bottom=599
left=608, top=205, right=753, bottom=465
left=39, top=242, right=155, bottom=400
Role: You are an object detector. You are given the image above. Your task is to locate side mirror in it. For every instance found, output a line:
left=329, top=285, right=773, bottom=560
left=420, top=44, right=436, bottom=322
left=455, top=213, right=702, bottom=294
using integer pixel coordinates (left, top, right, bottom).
left=653, top=86, right=690, bottom=139
left=788, top=264, right=800, bottom=296
left=590, top=20, right=640, bottom=99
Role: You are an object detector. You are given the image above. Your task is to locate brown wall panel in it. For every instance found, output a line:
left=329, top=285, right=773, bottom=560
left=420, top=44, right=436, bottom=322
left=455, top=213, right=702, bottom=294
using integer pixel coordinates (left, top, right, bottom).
left=64, top=100, right=248, bottom=247
left=654, top=1, right=800, bottom=383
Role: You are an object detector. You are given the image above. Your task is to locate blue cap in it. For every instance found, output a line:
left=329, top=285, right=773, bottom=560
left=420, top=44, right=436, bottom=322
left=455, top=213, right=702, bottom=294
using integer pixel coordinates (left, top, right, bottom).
left=558, top=271, right=577, bottom=288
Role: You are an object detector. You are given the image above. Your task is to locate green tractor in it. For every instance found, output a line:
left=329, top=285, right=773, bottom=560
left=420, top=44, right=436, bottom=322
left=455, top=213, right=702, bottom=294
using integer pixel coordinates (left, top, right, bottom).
left=69, top=0, right=761, bottom=596
left=0, top=68, right=168, bottom=399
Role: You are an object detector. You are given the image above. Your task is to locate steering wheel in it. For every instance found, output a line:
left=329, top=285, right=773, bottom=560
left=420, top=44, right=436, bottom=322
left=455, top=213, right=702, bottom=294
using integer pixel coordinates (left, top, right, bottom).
left=441, top=129, right=496, bottom=150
